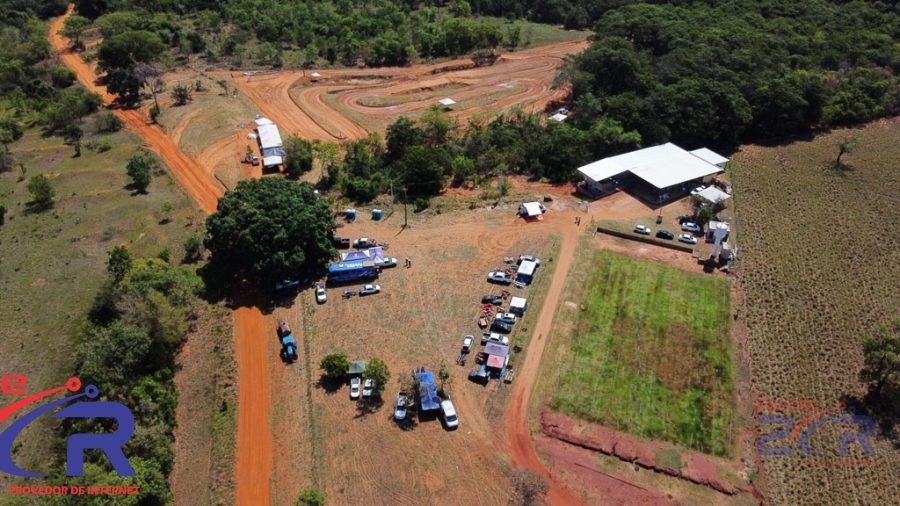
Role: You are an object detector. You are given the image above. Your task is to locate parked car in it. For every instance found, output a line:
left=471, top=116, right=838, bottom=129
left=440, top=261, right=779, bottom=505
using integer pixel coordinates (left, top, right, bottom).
left=678, top=233, right=698, bottom=244
left=487, top=271, right=513, bottom=284
left=359, top=284, right=381, bottom=295
left=350, top=377, right=361, bottom=400
left=468, top=369, right=489, bottom=384
left=656, top=230, right=674, bottom=240
left=462, top=335, right=474, bottom=353
left=353, top=237, right=377, bottom=248
left=251, top=156, right=260, bottom=166
left=374, top=257, right=398, bottom=268
left=491, top=320, right=512, bottom=334
left=315, top=284, right=327, bottom=303
left=495, top=313, right=517, bottom=324
left=394, top=392, right=408, bottom=420
left=277, top=319, right=291, bottom=337
left=481, top=294, right=503, bottom=305
left=690, top=186, right=707, bottom=196
left=333, top=237, right=351, bottom=249
left=440, top=399, right=459, bottom=429
left=482, top=332, right=510, bottom=345
left=517, top=255, right=541, bottom=266
left=634, top=225, right=652, bottom=235
left=362, top=379, right=374, bottom=398
left=681, top=222, right=702, bottom=233
left=275, top=278, right=300, bottom=293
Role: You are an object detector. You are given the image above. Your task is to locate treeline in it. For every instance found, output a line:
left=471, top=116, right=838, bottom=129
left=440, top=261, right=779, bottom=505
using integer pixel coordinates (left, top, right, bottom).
left=309, top=106, right=640, bottom=203
left=563, top=0, right=900, bottom=148
left=73, top=0, right=514, bottom=69
left=0, top=0, right=103, bottom=161
left=45, top=251, right=203, bottom=504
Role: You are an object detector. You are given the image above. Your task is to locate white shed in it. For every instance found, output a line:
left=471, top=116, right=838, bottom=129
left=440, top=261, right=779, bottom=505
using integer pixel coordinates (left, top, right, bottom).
left=518, top=202, right=545, bottom=217
left=509, top=297, right=527, bottom=316
left=517, top=260, right=538, bottom=284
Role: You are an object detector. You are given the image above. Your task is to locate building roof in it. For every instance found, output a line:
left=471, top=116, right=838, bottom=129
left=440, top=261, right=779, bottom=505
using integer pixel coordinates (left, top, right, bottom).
left=484, top=342, right=509, bottom=357
left=696, top=186, right=731, bottom=203
left=310, top=72, right=321, bottom=78
left=257, top=123, right=283, bottom=149
left=577, top=143, right=725, bottom=190
left=549, top=113, right=567, bottom=122
left=520, top=202, right=543, bottom=217
left=254, top=117, right=275, bottom=126
left=689, top=148, right=730, bottom=166
left=262, top=155, right=282, bottom=167
left=416, top=371, right=440, bottom=410
left=517, top=260, right=537, bottom=276
left=439, top=98, right=456, bottom=106
left=348, top=360, right=366, bottom=374
left=510, top=296, right=527, bottom=309
left=486, top=354, right=505, bottom=369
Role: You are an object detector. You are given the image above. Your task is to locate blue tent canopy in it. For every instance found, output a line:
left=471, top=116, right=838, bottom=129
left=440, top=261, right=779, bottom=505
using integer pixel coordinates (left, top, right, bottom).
left=416, top=371, right=440, bottom=411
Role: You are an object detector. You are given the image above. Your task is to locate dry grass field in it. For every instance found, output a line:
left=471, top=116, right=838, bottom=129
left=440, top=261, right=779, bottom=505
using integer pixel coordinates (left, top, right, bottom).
left=731, top=121, right=900, bottom=506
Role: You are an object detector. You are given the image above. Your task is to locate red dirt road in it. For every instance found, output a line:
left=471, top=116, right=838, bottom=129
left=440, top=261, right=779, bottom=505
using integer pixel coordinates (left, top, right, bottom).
left=50, top=8, right=272, bottom=506
left=505, top=208, right=587, bottom=506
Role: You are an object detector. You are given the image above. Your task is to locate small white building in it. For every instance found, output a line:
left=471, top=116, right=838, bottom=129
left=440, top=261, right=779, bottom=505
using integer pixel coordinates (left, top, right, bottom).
left=438, top=98, right=456, bottom=108
left=509, top=297, right=527, bottom=316
left=517, top=260, right=538, bottom=284
left=518, top=202, right=545, bottom=218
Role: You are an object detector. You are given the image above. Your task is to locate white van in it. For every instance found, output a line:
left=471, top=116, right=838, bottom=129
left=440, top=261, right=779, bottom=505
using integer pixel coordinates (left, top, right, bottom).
left=441, top=399, right=459, bottom=429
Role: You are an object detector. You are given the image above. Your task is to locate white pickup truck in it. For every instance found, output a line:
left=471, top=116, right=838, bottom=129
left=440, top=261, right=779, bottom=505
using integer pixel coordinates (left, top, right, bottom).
left=481, top=332, right=509, bottom=345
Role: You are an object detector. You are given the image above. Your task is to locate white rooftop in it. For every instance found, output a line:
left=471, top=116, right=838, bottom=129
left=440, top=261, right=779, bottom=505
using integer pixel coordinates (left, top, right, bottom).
left=549, top=113, right=567, bottom=122
left=577, top=143, right=725, bottom=190
left=262, top=155, right=282, bottom=167
left=520, top=202, right=543, bottom=217
left=439, top=98, right=456, bottom=106
left=257, top=123, right=283, bottom=149
left=254, top=117, right=275, bottom=126
left=689, top=147, right=730, bottom=166
left=310, top=72, right=321, bottom=78
left=696, top=186, right=731, bottom=203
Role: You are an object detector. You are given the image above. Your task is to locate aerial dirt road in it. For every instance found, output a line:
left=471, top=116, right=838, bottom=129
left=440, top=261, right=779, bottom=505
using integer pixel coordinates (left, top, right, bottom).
left=506, top=210, right=587, bottom=506
left=50, top=7, right=272, bottom=506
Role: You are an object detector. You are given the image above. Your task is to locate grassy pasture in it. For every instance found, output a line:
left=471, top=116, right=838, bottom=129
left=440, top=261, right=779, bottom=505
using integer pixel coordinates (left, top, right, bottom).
left=542, top=246, right=734, bottom=456
left=475, top=17, right=591, bottom=48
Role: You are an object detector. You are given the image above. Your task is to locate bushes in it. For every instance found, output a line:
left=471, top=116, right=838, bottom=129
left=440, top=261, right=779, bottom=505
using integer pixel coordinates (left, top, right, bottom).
left=94, top=111, right=124, bottom=133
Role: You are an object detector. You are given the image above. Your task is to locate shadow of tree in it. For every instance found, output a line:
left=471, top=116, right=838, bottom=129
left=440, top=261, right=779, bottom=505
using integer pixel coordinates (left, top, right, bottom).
left=840, top=390, right=900, bottom=448
left=315, top=374, right=344, bottom=395
left=355, top=396, right=385, bottom=419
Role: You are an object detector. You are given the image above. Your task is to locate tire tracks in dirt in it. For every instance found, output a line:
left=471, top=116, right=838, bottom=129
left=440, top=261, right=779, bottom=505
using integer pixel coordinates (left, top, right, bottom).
left=50, top=8, right=272, bottom=506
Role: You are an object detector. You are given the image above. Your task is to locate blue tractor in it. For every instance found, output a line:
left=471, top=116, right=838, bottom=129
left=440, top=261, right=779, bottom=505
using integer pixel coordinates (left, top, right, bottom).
left=277, top=319, right=298, bottom=363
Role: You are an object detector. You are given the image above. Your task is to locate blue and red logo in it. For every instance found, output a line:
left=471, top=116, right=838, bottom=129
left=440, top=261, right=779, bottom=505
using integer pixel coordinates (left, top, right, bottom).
left=0, top=375, right=135, bottom=477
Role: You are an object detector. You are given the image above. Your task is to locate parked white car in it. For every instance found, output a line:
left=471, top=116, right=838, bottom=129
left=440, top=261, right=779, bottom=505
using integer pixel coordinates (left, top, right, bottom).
left=691, top=186, right=706, bottom=196
left=678, top=234, right=698, bottom=244
left=394, top=392, right=408, bottom=420
left=375, top=257, right=397, bottom=268
left=487, top=271, right=513, bottom=284
left=483, top=332, right=510, bottom=346
left=634, top=225, right=652, bottom=235
left=362, top=379, right=374, bottom=398
left=495, top=313, right=517, bottom=324
left=462, top=335, right=474, bottom=353
left=350, top=377, right=361, bottom=400
left=681, top=222, right=702, bottom=233
left=315, top=284, right=327, bottom=303
left=441, top=399, right=459, bottom=429
left=360, top=284, right=381, bottom=295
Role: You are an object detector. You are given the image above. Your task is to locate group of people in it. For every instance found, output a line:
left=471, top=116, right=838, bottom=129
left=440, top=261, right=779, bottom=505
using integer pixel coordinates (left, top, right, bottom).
left=405, top=258, right=412, bottom=268
left=575, top=216, right=582, bottom=226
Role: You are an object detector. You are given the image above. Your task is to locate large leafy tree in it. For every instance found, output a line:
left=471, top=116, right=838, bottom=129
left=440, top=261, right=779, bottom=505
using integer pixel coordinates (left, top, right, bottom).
left=204, top=178, right=337, bottom=283
left=283, top=136, right=314, bottom=180
left=860, top=319, right=900, bottom=399
left=97, top=30, right=166, bottom=104
left=363, top=358, right=391, bottom=398
left=319, top=352, right=350, bottom=379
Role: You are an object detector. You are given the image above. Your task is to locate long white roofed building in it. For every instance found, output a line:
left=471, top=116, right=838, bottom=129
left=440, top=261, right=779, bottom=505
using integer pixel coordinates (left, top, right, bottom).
left=254, top=117, right=284, bottom=168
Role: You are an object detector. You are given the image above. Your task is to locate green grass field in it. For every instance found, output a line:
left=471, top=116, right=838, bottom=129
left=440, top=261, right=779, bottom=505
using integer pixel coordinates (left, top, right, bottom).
left=546, top=248, right=734, bottom=456
left=475, top=17, right=591, bottom=48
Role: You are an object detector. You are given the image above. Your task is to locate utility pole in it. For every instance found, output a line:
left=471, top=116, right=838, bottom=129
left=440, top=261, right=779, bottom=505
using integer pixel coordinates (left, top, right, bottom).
left=403, top=187, right=408, bottom=228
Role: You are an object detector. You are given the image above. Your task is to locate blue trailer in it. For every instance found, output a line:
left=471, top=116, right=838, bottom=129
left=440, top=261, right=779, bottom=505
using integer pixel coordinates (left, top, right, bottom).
left=327, top=260, right=379, bottom=285
left=416, top=370, right=440, bottom=411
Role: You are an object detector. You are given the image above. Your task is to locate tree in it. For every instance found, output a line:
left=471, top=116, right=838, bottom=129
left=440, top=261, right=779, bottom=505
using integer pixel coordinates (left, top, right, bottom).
left=149, top=105, right=160, bottom=123
left=183, top=234, right=204, bottom=263
left=363, top=358, right=391, bottom=398
left=58, top=14, right=90, bottom=49
left=438, top=359, right=450, bottom=389
left=97, top=31, right=166, bottom=72
left=505, top=26, right=521, bottom=51
left=0, top=119, right=24, bottom=152
left=126, top=154, right=154, bottom=193
left=204, top=178, right=337, bottom=282
left=860, top=320, right=900, bottom=398
left=508, top=469, right=549, bottom=506
left=106, top=245, right=133, bottom=283
left=319, top=352, right=350, bottom=379
left=26, top=174, right=55, bottom=210
left=171, top=85, right=192, bottom=106
left=835, top=132, right=859, bottom=168
left=296, top=488, right=326, bottom=506
left=400, top=146, right=444, bottom=196
left=283, top=136, right=314, bottom=180
left=64, top=123, right=83, bottom=145
left=160, top=201, right=174, bottom=223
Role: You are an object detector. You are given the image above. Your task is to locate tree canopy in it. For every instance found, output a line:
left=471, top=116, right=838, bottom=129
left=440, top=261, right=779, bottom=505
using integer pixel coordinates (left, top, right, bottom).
left=363, top=358, right=391, bottom=398
left=861, top=319, right=900, bottom=399
left=204, top=177, right=337, bottom=284
left=319, top=352, right=350, bottom=379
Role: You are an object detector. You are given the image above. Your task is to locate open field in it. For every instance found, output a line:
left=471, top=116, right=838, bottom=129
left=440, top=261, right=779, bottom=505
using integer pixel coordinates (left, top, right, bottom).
left=731, top=121, right=900, bottom=506
left=475, top=17, right=592, bottom=48
left=535, top=245, right=734, bottom=457
left=0, top=126, right=207, bottom=483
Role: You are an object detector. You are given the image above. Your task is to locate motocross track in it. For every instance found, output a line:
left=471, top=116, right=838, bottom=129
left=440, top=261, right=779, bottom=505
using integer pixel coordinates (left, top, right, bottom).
left=224, top=40, right=589, bottom=142
left=50, top=8, right=272, bottom=506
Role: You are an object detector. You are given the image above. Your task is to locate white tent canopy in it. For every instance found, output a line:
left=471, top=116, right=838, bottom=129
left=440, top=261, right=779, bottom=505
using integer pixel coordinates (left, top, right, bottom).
left=549, top=113, right=567, bottom=122
left=519, top=202, right=543, bottom=217
left=689, top=147, right=730, bottom=166
left=310, top=72, right=321, bottom=78
left=257, top=123, right=283, bottom=150
left=254, top=117, right=275, bottom=126
left=439, top=98, right=456, bottom=106
left=263, top=155, right=283, bottom=167
left=577, top=143, right=725, bottom=190
left=696, top=186, right=731, bottom=203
